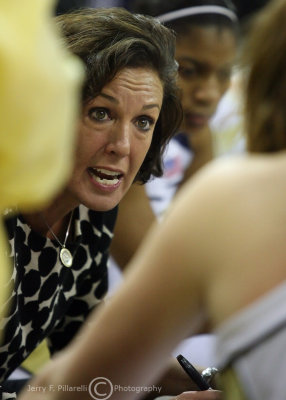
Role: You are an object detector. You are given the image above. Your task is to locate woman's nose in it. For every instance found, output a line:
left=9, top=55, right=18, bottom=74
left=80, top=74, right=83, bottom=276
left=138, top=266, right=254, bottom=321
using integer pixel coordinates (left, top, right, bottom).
left=193, top=76, right=222, bottom=106
left=105, top=122, right=131, bottom=157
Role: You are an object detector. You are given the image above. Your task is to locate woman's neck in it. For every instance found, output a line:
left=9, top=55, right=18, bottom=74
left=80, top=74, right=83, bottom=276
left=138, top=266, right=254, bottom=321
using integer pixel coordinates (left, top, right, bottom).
left=22, top=192, right=79, bottom=241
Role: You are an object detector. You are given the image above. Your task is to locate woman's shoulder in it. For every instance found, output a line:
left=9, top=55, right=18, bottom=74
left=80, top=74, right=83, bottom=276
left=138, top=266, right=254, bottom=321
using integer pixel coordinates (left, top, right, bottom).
left=180, top=152, right=286, bottom=206
left=167, top=152, right=286, bottom=243
left=173, top=154, right=250, bottom=211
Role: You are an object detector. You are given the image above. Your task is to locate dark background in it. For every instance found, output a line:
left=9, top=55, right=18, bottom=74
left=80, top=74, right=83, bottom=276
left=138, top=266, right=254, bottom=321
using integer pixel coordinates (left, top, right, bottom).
left=232, top=0, right=271, bottom=21
left=55, top=0, right=271, bottom=20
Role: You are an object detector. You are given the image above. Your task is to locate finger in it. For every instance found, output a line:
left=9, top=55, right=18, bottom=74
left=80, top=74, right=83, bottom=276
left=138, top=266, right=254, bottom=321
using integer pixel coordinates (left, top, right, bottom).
left=175, top=390, right=222, bottom=400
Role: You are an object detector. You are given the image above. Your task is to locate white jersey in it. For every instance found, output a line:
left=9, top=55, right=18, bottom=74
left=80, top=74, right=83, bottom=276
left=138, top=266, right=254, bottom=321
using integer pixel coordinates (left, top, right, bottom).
left=145, top=137, right=193, bottom=218
left=215, top=281, right=286, bottom=400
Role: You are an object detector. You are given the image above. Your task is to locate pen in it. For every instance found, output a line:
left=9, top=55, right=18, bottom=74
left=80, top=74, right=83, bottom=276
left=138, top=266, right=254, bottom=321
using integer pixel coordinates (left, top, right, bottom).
left=176, top=354, right=210, bottom=391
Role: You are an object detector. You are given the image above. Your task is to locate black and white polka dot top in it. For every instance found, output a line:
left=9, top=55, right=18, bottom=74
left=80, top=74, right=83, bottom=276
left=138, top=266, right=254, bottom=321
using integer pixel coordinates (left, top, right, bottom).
left=0, top=204, right=117, bottom=385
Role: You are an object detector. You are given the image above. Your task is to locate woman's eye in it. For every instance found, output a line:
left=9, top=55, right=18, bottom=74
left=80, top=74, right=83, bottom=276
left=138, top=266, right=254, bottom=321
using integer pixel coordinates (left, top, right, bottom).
left=136, top=117, right=154, bottom=131
left=178, top=65, right=196, bottom=79
left=88, top=108, right=110, bottom=121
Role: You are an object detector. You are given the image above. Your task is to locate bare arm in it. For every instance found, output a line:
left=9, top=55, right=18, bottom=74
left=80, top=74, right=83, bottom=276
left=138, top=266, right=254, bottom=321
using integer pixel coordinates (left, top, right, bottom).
left=181, top=126, right=213, bottom=186
left=110, top=183, right=156, bottom=269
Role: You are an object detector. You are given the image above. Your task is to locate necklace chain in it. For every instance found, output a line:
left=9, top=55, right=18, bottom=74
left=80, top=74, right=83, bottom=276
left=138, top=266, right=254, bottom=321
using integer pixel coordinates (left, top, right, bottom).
left=41, top=210, right=75, bottom=267
left=42, top=210, right=74, bottom=248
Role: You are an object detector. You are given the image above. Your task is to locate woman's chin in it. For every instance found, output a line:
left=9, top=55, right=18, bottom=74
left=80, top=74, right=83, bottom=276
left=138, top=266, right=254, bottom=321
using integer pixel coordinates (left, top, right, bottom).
left=85, top=191, right=125, bottom=212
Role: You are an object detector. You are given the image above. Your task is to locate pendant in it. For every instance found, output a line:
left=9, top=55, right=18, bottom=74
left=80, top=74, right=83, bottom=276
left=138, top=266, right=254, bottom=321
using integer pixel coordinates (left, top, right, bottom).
left=60, top=247, right=73, bottom=267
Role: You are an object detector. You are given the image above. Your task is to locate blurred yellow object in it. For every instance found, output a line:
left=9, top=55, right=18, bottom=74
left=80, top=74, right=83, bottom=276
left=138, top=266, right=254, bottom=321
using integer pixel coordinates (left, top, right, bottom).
left=21, top=340, right=50, bottom=374
left=0, top=0, right=83, bottom=323
left=0, top=0, right=83, bottom=210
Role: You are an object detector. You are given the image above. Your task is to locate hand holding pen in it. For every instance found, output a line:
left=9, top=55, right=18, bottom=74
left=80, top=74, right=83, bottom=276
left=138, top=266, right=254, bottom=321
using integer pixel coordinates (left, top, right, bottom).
left=176, top=354, right=219, bottom=390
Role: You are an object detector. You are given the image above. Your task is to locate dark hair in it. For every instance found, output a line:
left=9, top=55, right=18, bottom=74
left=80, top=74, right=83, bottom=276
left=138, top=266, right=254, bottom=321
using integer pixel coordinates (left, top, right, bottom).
left=131, top=0, right=239, bottom=37
left=55, top=7, right=182, bottom=183
left=244, top=0, right=286, bottom=153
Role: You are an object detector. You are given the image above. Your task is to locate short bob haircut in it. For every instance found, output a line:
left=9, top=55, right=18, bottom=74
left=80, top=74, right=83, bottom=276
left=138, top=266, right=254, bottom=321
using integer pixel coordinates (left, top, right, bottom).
left=243, top=0, right=286, bottom=153
left=56, top=7, right=182, bottom=183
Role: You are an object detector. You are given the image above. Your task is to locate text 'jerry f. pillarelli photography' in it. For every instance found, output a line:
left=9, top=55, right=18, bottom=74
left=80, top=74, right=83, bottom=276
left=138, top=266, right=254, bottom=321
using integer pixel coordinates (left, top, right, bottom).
left=27, top=377, right=162, bottom=400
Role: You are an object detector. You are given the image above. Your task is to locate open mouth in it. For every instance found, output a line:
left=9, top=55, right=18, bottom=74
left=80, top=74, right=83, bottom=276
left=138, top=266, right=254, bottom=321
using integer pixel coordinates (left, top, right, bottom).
left=88, top=167, right=123, bottom=186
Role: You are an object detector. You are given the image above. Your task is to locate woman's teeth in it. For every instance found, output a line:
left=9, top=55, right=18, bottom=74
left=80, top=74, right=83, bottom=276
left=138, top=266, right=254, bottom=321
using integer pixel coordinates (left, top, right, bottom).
left=89, top=167, right=122, bottom=186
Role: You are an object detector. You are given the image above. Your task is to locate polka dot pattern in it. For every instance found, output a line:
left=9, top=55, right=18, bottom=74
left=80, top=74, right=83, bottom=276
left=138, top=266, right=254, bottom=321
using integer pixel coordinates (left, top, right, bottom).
left=0, top=205, right=117, bottom=386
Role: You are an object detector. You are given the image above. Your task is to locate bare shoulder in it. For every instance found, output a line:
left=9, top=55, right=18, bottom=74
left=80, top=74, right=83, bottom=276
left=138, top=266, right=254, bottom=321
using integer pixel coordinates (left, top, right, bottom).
left=157, top=155, right=253, bottom=257
left=174, top=152, right=286, bottom=214
left=162, top=152, right=286, bottom=276
left=169, top=155, right=253, bottom=218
